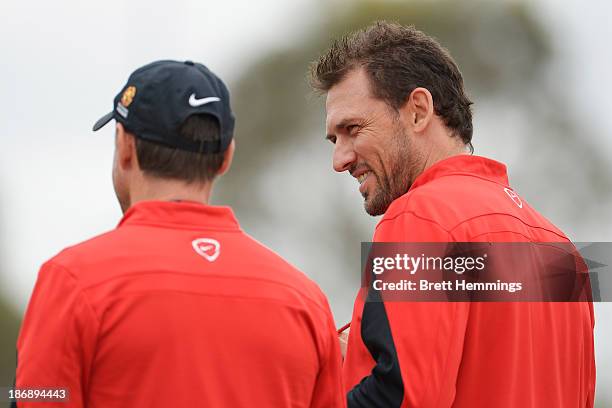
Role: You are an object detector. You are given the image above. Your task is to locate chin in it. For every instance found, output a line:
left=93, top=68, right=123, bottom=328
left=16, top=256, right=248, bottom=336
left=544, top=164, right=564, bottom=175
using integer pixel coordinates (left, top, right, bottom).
left=363, top=186, right=395, bottom=217
left=364, top=197, right=387, bottom=217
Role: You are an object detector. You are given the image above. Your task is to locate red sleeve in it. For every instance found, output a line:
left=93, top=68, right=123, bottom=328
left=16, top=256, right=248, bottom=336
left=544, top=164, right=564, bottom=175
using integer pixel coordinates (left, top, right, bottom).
left=348, top=212, right=469, bottom=407
left=15, top=261, right=99, bottom=408
left=310, top=297, right=346, bottom=408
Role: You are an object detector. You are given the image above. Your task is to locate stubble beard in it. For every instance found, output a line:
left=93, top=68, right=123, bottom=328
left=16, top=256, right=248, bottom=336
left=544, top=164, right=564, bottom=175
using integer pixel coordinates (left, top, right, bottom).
left=364, top=127, right=418, bottom=216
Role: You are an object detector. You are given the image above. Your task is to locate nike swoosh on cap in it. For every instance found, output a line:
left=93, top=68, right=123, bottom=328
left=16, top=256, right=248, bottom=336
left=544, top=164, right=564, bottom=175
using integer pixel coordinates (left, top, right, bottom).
left=189, top=94, right=221, bottom=107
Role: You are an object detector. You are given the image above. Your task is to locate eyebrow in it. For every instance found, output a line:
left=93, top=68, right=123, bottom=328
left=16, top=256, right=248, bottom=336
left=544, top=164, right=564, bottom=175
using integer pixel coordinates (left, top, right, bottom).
left=325, top=117, right=360, bottom=140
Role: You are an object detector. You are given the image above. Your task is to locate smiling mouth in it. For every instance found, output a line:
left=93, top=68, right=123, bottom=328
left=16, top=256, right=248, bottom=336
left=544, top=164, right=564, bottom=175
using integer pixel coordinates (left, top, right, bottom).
left=356, top=171, right=371, bottom=185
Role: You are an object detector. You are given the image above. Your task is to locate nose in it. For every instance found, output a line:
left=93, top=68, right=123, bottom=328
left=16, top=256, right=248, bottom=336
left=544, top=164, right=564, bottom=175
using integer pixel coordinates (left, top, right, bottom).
left=332, top=136, right=357, bottom=173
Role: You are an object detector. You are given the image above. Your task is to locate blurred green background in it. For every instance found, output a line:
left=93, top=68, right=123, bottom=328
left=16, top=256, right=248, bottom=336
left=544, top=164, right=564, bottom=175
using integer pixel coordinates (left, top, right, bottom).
left=1, top=0, right=610, bottom=404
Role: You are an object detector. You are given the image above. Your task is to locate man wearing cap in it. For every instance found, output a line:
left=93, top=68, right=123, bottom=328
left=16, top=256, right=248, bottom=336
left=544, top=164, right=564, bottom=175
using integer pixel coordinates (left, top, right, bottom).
left=13, top=60, right=344, bottom=408
left=311, top=22, right=595, bottom=407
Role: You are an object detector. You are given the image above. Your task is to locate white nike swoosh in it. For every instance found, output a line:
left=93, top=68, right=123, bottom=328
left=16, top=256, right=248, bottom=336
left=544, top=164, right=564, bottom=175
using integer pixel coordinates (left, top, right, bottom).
left=189, top=94, right=221, bottom=107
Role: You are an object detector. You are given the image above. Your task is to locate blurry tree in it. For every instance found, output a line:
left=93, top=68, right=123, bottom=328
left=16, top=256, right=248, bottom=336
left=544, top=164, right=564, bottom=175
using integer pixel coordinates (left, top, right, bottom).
left=0, top=293, right=19, bottom=386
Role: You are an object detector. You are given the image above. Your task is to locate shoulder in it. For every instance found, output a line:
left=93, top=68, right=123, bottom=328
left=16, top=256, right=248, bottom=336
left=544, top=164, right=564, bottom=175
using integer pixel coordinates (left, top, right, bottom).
left=380, top=176, right=469, bottom=233
left=50, top=228, right=123, bottom=270
left=239, top=233, right=332, bottom=312
left=381, top=173, right=569, bottom=242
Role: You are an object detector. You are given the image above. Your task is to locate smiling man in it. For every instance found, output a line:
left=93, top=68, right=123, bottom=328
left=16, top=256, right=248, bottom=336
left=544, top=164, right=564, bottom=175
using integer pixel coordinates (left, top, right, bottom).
left=311, top=22, right=595, bottom=407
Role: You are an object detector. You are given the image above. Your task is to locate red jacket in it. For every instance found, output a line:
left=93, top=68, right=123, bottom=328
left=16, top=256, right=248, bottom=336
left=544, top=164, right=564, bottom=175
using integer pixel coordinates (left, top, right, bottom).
left=15, top=201, right=345, bottom=408
left=343, top=155, right=595, bottom=407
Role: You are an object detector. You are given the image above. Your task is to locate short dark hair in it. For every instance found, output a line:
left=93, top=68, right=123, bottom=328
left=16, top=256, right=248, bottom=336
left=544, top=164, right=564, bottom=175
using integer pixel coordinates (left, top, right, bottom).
left=310, top=21, right=473, bottom=148
left=135, top=114, right=224, bottom=183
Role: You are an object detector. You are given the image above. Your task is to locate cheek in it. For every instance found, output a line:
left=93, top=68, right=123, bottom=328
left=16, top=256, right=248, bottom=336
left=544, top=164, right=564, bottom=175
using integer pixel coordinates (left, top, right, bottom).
left=354, top=135, right=387, bottom=173
left=353, top=134, right=375, bottom=161
left=111, top=152, right=119, bottom=180
left=112, top=152, right=125, bottom=191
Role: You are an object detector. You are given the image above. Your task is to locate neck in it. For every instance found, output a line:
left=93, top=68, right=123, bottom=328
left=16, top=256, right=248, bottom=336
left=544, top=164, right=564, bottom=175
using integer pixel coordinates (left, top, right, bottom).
left=129, top=176, right=213, bottom=208
left=417, top=132, right=469, bottom=184
left=423, top=144, right=468, bottom=171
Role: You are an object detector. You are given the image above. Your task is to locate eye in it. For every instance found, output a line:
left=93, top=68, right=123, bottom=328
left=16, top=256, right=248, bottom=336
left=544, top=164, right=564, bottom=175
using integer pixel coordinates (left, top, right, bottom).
left=326, top=134, right=337, bottom=144
left=347, top=124, right=359, bottom=134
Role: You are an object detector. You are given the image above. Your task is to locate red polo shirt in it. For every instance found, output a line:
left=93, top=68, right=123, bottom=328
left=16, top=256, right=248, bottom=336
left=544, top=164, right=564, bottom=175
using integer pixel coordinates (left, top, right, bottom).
left=15, top=201, right=344, bottom=408
left=343, top=155, right=595, bottom=407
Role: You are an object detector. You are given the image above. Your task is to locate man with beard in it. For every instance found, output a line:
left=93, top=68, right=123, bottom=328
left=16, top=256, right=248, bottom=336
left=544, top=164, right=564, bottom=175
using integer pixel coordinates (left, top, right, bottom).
left=310, top=22, right=595, bottom=407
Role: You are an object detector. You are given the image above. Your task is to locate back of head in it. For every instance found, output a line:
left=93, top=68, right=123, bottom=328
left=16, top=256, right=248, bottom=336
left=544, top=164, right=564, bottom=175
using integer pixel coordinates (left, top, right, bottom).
left=135, top=114, right=224, bottom=184
left=92, top=60, right=236, bottom=209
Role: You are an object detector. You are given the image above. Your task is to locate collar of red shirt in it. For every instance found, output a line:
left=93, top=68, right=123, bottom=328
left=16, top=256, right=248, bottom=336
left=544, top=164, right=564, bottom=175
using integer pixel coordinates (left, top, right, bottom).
left=117, top=200, right=241, bottom=231
left=409, top=154, right=509, bottom=191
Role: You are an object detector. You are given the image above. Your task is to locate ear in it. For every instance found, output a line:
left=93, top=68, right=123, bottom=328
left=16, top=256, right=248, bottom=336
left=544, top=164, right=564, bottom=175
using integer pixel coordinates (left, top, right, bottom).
left=217, top=138, right=235, bottom=177
left=115, top=122, right=137, bottom=171
left=401, top=87, right=434, bottom=133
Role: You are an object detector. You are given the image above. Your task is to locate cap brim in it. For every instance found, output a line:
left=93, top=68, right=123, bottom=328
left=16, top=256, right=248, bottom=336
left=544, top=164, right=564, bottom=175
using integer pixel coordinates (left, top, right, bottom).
left=92, top=111, right=114, bottom=131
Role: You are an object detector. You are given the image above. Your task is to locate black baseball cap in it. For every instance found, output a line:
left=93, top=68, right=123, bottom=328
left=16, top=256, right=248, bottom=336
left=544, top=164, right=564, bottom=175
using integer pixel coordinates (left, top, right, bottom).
left=93, top=60, right=235, bottom=153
